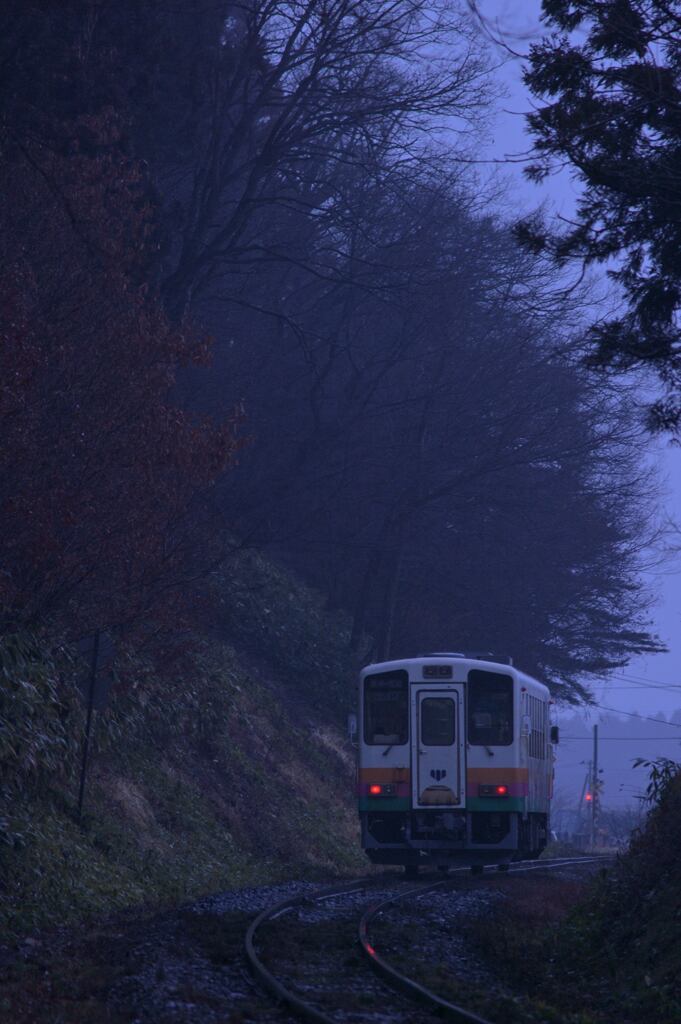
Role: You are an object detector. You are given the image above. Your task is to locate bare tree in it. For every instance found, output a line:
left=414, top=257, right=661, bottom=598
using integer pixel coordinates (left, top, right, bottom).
left=147, top=0, right=494, bottom=317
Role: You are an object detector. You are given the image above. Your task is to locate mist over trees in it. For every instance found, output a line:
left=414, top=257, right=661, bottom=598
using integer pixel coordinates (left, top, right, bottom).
left=0, top=1, right=665, bottom=698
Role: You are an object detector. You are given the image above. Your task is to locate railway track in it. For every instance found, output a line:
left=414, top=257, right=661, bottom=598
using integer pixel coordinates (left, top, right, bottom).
left=245, top=856, right=610, bottom=1024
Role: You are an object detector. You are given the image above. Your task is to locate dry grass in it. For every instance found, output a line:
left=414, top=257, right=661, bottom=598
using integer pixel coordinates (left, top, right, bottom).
left=104, top=776, right=160, bottom=843
left=460, top=867, right=661, bottom=1024
left=310, top=726, right=356, bottom=772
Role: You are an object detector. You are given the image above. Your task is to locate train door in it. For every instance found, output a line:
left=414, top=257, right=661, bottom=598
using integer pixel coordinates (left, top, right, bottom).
left=411, top=687, right=465, bottom=808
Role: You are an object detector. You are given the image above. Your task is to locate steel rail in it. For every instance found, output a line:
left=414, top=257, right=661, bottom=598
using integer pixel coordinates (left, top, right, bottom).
left=358, top=855, right=611, bottom=1024
left=245, top=857, right=610, bottom=1024
left=244, top=880, right=365, bottom=1024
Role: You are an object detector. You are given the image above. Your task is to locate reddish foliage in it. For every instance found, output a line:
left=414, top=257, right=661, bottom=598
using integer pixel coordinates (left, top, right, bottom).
left=0, top=112, right=241, bottom=639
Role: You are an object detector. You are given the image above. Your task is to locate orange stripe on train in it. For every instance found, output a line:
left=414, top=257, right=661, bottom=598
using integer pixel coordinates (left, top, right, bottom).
left=359, top=767, right=410, bottom=783
left=466, top=767, right=529, bottom=782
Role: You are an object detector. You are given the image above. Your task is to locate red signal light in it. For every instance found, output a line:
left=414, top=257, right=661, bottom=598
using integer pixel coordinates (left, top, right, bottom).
left=585, top=793, right=592, bottom=802
left=495, top=785, right=508, bottom=796
left=369, top=784, right=382, bottom=795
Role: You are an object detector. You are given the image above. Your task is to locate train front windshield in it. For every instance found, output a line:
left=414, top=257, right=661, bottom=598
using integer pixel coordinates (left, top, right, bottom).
left=364, top=670, right=408, bottom=744
left=467, top=670, right=513, bottom=745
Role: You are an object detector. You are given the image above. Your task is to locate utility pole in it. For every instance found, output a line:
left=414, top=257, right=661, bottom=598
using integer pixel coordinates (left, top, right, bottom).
left=576, top=765, right=590, bottom=847
left=590, top=724, right=599, bottom=850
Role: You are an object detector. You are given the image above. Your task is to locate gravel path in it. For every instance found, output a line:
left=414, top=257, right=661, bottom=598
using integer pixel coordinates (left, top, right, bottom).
left=109, top=880, right=322, bottom=1024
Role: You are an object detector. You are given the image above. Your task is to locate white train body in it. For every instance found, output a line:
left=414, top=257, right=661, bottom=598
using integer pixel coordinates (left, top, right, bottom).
left=357, top=654, right=554, bottom=867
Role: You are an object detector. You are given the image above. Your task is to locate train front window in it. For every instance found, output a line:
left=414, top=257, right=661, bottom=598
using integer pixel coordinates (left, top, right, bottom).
left=421, top=698, right=455, bottom=745
left=467, top=670, right=513, bottom=746
left=364, top=670, right=408, bottom=745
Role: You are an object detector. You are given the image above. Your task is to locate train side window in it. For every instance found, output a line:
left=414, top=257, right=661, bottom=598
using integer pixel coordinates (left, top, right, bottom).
left=421, top=698, right=455, bottom=745
left=364, top=670, right=408, bottom=745
left=467, top=670, right=513, bottom=746
left=528, top=695, right=547, bottom=759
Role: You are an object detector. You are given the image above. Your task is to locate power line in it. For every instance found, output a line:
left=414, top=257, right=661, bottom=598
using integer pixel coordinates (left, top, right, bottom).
left=618, top=670, right=681, bottom=686
left=614, top=672, right=681, bottom=690
left=561, top=735, right=681, bottom=741
left=597, top=684, right=681, bottom=691
left=583, top=701, right=681, bottom=727
left=604, top=675, right=681, bottom=693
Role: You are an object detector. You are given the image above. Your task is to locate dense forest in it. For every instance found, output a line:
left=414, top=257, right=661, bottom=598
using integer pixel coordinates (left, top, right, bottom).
left=0, top=0, right=667, bottom=701
left=1, top=8, right=679, bottom=1024
left=3, top=4, right=681, bottom=1021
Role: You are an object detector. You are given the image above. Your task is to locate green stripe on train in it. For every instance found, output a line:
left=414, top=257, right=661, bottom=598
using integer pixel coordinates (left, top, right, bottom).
left=358, top=797, right=410, bottom=812
left=359, top=796, right=529, bottom=813
left=466, top=797, right=525, bottom=812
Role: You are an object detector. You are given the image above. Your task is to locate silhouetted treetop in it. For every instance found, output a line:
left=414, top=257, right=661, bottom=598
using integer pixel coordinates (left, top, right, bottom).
left=522, top=0, right=681, bottom=430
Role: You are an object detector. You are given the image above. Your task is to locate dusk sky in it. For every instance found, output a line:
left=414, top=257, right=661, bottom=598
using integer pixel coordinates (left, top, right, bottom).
left=477, top=0, right=681, bottom=725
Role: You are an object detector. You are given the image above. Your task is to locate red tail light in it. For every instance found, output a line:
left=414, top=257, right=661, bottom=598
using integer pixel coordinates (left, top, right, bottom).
left=369, top=784, right=382, bottom=795
left=479, top=783, right=509, bottom=797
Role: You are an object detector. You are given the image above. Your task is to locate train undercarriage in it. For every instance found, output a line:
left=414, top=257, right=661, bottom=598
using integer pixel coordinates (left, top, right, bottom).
left=361, top=809, right=548, bottom=866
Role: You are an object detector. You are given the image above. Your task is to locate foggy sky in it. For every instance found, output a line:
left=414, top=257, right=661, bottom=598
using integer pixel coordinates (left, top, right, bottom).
left=477, top=0, right=681, bottom=804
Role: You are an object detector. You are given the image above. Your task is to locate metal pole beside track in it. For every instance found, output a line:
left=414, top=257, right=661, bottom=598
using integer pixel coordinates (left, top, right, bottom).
left=77, top=630, right=99, bottom=823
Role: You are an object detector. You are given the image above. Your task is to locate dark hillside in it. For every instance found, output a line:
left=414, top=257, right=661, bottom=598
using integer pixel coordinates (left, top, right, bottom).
left=561, top=762, right=681, bottom=1020
left=0, top=553, right=363, bottom=937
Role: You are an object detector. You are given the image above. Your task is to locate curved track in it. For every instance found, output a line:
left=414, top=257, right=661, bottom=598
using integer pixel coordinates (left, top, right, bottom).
left=245, top=857, right=610, bottom=1024
left=358, top=856, right=609, bottom=1023
left=244, top=881, right=365, bottom=1024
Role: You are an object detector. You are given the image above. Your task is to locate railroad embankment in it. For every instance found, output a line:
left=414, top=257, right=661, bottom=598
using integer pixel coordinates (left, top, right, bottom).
left=463, top=768, right=681, bottom=1023
left=560, top=765, right=681, bottom=1021
left=0, top=550, right=365, bottom=937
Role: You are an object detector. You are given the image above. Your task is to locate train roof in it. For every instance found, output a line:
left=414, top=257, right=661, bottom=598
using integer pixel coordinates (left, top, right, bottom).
left=360, top=655, right=550, bottom=697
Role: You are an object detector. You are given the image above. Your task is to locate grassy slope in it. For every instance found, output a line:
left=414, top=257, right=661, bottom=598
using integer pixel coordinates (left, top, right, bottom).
left=0, top=550, right=365, bottom=936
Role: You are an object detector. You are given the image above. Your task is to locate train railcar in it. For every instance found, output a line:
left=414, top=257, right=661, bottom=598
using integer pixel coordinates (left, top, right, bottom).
left=357, top=653, right=556, bottom=872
